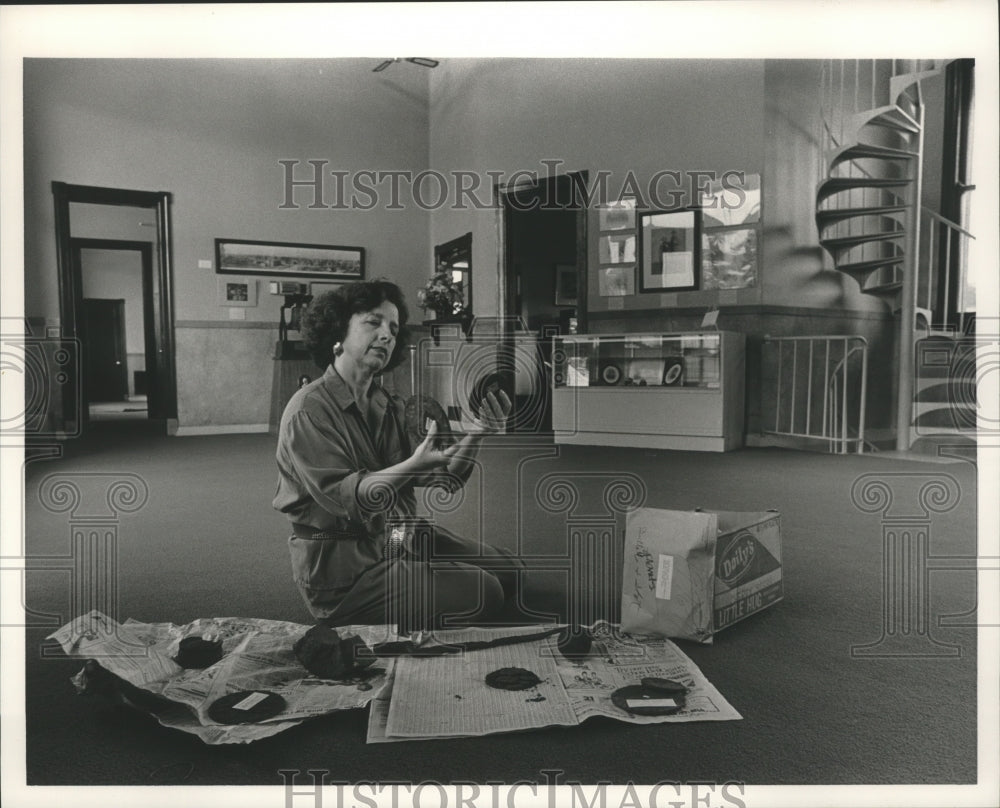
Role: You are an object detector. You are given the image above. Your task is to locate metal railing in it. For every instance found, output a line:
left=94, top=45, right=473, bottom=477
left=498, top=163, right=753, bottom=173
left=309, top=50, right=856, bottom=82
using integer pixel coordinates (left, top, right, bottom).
left=917, top=206, right=976, bottom=333
left=763, top=335, right=869, bottom=454
left=819, top=59, right=939, bottom=155
left=817, top=62, right=973, bottom=321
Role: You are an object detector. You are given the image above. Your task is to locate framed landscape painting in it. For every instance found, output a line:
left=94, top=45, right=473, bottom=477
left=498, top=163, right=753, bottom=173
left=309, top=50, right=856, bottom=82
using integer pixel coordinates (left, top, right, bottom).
left=215, top=239, right=365, bottom=281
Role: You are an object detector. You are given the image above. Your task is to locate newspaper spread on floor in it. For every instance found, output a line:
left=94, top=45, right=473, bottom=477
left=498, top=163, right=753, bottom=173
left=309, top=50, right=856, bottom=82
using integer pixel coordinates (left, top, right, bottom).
left=48, top=610, right=400, bottom=745
left=367, top=620, right=741, bottom=743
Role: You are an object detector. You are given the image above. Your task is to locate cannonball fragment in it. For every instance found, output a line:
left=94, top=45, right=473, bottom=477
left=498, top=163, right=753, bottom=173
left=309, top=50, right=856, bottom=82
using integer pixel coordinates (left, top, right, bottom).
left=294, top=625, right=375, bottom=679
left=173, top=636, right=223, bottom=669
left=484, top=667, right=542, bottom=691
left=556, top=626, right=593, bottom=660
left=640, top=676, right=687, bottom=694
left=611, top=684, right=685, bottom=716
left=404, top=395, right=452, bottom=449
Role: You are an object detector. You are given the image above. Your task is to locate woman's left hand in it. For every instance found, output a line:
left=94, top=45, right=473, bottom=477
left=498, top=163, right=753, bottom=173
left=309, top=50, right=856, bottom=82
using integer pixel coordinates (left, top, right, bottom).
left=470, top=389, right=512, bottom=434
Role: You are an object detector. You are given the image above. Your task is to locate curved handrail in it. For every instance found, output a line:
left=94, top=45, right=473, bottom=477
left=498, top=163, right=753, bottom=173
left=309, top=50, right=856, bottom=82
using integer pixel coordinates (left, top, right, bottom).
left=763, top=335, right=869, bottom=454
left=827, top=344, right=868, bottom=453
left=764, top=335, right=869, bottom=345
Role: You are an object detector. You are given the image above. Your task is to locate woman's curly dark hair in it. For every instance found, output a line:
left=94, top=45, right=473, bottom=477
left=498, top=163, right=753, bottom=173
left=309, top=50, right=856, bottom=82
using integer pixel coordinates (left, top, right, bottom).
left=301, top=280, right=411, bottom=371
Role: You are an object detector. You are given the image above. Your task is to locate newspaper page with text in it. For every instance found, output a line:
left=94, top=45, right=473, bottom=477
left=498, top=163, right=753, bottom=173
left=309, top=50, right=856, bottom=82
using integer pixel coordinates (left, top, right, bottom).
left=369, top=621, right=740, bottom=742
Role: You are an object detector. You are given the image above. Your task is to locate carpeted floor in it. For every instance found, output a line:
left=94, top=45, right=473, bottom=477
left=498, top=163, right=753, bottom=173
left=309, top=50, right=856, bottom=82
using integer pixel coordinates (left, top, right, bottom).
left=20, top=421, right=979, bottom=786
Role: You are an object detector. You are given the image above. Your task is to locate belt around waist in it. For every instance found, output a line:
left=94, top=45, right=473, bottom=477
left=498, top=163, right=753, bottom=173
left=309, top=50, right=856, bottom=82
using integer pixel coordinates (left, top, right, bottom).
left=292, top=523, right=368, bottom=540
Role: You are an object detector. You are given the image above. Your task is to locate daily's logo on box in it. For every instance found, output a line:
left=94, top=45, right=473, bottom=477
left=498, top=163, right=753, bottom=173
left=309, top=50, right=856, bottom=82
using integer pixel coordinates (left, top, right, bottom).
left=718, top=530, right=758, bottom=586
left=716, top=524, right=781, bottom=589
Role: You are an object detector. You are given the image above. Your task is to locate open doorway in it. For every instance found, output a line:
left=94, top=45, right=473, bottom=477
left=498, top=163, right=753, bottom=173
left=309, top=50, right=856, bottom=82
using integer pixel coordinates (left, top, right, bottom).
left=53, top=183, right=177, bottom=436
left=72, top=239, right=156, bottom=424
left=499, top=172, right=587, bottom=433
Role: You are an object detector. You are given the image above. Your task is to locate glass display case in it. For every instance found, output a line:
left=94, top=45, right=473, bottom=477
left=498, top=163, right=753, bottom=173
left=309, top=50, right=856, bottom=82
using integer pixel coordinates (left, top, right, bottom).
left=551, top=331, right=746, bottom=451
left=553, top=333, right=722, bottom=389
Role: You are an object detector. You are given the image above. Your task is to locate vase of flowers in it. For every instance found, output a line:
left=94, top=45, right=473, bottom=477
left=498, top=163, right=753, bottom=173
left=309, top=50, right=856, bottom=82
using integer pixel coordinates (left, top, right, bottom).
left=417, top=271, right=466, bottom=320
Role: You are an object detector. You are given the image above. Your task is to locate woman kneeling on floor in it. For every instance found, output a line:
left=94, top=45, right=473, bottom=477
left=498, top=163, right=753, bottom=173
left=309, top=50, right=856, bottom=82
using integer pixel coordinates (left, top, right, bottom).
left=273, top=279, right=523, bottom=631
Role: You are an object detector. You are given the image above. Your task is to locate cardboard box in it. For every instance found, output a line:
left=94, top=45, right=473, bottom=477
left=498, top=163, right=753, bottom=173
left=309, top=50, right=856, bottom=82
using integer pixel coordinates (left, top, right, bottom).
left=711, top=510, right=783, bottom=632
left=621, top=508, right=783, bottom=642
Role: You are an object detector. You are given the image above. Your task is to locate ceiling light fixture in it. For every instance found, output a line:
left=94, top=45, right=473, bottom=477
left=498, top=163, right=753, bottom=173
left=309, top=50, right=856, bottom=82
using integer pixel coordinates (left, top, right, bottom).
left=373, top=57, right=439, bottom=73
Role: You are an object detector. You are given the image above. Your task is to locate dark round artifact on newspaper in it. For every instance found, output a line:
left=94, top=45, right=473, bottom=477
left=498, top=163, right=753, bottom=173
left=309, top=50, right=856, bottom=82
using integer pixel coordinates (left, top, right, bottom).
left=641, top=676, right=687, bottom=694
left=403, top=395, right=452, bottom=449
left=173, top=635, right=223, bottom=669
left=611, top=684, right=685, bottom=716
left=207, top=690, right=286, bottom=724
left=484, top=667, right=542, bottom=691
left=294, top=625, right=376, bottom=679
left=556, top=626, right=593, bottom=660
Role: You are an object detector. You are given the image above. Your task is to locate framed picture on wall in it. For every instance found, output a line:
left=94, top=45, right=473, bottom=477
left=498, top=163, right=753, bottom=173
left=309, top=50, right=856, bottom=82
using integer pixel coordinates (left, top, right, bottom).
left=598, top=198, right=636, bottom=231
left=700, top=172, right=761, bottom=228
left=702, top=226, right=758, bottom=290
left=598, top=234, right=636, bottom=264
left=598, top=266, right=635, bottom=297
left=554, top=264, right=578, bottom=306
left=215, top=238, right=365, bottom=281
left=638, top=208, right=701, bottom=292
left=217, top=277, right=257, bottom=307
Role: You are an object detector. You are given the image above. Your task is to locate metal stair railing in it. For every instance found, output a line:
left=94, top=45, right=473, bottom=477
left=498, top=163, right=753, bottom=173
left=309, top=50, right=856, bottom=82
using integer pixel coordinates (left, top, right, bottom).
left=818, top=59, right=970, bottom=451
left=917, top=206, right=976, bottom=334
left=763, top=335, right=869, bottom=454
left=817, top=59, right=921, bottom=286
left=819, top=59, right=940, bottom=152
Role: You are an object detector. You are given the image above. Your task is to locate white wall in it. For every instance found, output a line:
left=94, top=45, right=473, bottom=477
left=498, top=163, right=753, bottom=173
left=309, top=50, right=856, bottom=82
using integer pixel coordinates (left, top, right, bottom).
left=427, top=59, right=766, bottom=318
left=24, top=58, right=432, bottom=427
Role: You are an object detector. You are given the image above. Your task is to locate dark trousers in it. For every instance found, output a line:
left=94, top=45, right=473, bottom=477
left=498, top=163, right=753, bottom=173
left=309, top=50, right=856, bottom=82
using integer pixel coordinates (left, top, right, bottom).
left=297, top=525, right=524, bottom=632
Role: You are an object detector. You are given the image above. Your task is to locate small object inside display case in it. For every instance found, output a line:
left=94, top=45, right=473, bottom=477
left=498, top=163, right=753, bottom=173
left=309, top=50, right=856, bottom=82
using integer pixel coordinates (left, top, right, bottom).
left=662, top=357, right=685, bottom=386
left=553, top=339, right=597, bottom=388
left=600, top=363, right=622, bottom=386
left=626, top=358, right=665, bottom=386
left=566, top=357, right=590, bottom=386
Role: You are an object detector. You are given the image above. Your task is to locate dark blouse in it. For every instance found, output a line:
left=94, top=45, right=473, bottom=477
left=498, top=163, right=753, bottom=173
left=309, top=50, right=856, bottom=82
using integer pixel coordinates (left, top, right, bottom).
left=273, top=364, right=417, bottom=540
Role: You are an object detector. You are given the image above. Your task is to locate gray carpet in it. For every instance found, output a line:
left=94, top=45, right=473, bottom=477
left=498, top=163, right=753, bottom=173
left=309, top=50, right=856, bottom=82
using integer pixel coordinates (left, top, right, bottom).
left=22, top=424, right=979, bottom=785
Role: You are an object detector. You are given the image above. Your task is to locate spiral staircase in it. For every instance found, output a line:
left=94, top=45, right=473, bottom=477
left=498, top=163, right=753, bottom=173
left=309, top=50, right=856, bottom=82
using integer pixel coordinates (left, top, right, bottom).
left=815, top=60, right=976, bottom=454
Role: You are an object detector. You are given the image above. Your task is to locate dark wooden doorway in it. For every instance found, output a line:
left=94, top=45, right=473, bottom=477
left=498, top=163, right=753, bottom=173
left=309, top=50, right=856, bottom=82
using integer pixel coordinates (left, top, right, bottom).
left=81, top=298, right=129, bottom=403
left=499, top=172, right=588, bottom=434
left=53, top=183, right=176, bottom=435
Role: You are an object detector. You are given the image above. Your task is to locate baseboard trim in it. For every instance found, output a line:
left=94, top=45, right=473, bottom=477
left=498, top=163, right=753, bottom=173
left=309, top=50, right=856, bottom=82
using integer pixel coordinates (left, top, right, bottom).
left=746, top=427, right=895, bottom=453
left=175, top=320, right=276, bottom=329
left=174, top=424, right=270, bottom=436
left=587, top=303, right=893, bottom=324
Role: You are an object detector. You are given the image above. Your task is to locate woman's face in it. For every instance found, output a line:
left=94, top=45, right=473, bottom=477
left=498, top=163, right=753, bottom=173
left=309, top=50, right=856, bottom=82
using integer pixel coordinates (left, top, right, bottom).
left=339, top=299, right=400, bottom=374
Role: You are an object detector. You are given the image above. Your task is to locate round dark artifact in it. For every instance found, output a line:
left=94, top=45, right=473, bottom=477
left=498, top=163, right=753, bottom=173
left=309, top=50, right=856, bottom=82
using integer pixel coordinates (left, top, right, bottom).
left=484, top=667, right=542, bottom=691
